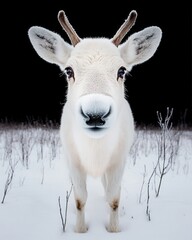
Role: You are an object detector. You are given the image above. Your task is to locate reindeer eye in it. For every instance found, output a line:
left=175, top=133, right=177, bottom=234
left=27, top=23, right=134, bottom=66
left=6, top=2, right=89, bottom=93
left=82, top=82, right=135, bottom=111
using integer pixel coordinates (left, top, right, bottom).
left=64, top=67, right=74, bottom=79
left=117, top=66, right=127, bottom=80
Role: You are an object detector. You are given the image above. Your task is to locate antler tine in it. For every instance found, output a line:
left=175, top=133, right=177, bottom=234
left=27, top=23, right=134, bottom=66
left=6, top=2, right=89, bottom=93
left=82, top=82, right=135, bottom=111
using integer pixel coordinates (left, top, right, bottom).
left=111, top=10, right=137, bottom=46
left=58, top=10, right=81, bottom=46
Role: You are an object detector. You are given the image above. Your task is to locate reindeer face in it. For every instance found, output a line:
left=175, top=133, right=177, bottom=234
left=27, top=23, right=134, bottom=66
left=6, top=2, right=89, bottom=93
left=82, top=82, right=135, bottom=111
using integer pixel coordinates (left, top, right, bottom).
left=62, top=39, right=128, bottom=138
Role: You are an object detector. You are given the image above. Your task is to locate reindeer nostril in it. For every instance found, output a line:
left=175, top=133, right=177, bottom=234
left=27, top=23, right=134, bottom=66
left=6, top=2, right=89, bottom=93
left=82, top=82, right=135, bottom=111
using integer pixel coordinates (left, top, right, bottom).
left=102, top=107, right=111, bottom=119
left=80, top=107, right=111, bottom=127
left=86, top=114, right=105, bottom=127
left=80, top=107, right=88, bottom=119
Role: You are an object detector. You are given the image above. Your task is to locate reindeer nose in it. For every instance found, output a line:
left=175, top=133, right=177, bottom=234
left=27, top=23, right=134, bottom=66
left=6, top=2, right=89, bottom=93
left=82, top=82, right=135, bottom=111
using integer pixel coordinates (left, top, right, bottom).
left=81, top=108, right=111, bottom=127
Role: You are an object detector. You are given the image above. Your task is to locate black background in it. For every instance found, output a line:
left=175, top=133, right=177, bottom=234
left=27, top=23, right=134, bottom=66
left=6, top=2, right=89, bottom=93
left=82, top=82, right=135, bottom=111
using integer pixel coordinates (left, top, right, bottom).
left=2, top=1, right=192, bottom=127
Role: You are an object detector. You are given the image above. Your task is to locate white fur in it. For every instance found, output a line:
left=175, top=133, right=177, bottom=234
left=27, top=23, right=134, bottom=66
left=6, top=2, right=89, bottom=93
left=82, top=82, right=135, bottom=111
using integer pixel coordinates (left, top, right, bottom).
left=28, top=11, right=162, bottom=233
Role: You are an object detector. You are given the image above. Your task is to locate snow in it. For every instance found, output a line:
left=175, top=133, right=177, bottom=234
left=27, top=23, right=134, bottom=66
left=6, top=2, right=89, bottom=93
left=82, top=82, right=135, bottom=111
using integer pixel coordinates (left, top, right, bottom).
left=0, top=124, right=191, bottom=240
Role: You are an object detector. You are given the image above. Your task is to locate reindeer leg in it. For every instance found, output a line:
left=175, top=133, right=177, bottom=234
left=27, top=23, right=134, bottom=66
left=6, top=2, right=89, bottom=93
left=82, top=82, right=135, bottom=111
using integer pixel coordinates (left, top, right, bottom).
left=103, top=163, right=124, bottom=232
left=70, top=164, right=88, bottom=233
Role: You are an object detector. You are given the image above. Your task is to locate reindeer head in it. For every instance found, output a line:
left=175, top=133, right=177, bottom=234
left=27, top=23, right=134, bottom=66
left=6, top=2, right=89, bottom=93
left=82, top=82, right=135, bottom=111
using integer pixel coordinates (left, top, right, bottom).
left=28, top=10, right=162, bottom=138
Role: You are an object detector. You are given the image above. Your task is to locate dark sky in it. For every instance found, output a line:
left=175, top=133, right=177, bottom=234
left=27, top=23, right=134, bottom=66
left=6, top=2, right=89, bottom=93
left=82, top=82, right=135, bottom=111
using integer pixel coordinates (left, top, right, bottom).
left=2, top=1, right=192, bottom=127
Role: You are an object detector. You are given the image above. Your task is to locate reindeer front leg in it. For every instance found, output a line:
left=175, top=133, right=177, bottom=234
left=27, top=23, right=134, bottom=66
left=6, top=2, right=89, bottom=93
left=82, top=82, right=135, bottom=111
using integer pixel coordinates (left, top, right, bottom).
left=70, top=163, right=88, bottom=233
left=102, top=162, right=124, bottom=232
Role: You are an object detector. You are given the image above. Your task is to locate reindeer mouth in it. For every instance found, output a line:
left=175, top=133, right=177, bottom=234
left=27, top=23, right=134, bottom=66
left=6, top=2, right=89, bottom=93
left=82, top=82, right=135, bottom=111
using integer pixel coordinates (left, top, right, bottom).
left=84, top=126, right=108, bottom=139
left=87, top=126, right=107, bottom=131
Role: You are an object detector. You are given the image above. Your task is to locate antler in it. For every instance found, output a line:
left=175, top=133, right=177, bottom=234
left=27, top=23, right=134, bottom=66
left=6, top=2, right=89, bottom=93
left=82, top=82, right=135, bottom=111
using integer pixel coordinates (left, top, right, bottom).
left=111, top=10, right=137, bottom=46
left=58, top=10, right=81, bottom=46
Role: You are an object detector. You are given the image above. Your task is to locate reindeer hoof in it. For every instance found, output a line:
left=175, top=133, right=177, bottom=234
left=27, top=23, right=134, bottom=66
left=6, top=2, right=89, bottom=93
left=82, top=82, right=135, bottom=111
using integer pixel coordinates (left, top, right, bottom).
left=106, top=225, right=120, bottom=233
left=75, top=225, right=88, bottom=233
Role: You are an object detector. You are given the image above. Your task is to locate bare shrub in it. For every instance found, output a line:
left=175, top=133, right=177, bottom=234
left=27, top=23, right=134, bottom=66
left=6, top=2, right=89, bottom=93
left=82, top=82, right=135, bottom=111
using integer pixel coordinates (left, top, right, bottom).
left=1, top=160, right=18, bottom=204
left=17, top=129, right=35, bottom=169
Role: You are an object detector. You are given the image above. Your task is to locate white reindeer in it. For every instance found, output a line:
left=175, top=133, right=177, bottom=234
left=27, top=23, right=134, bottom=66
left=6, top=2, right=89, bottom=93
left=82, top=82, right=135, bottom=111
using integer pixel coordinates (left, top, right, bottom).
left=28, top=10, right=162, bottom=233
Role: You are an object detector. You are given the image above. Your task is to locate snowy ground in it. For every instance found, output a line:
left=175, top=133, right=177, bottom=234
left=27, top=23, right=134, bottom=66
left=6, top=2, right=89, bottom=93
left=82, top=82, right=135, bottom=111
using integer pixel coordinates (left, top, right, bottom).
left=0, top=123, right=191, bottom=240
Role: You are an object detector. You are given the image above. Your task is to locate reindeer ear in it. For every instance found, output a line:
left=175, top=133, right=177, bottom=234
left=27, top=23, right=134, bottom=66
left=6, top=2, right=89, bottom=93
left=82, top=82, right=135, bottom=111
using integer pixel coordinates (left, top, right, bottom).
left=28, top=26, right=73, bottom=69
left=119, top=26, right=162, bottom=70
